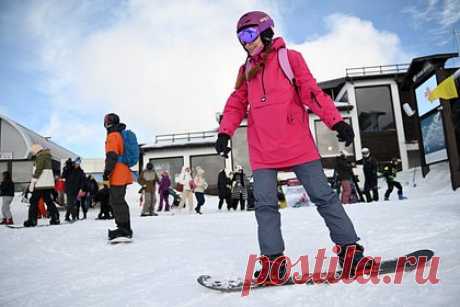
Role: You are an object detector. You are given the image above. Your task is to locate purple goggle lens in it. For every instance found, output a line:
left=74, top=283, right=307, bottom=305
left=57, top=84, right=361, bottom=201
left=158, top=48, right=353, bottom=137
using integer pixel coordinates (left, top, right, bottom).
left=238, top=27, right=259, bottom=44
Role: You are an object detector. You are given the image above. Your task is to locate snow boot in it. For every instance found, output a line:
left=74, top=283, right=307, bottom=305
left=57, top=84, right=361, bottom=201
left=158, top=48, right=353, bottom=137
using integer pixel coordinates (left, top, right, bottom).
left=336, top=243, right=376, bottom=277
left=23, top=220, right=37, bottom=227
left=50, top=214, right=60, bottom=225
left=6, top=218, right=13, bottom=225
left=108, top=222, right=133, bottom=240
left=253, top=254, right=288, bottom=285
left=0, top=218, right=6, bottom=225
left=398, top=192, right=407, bottom=200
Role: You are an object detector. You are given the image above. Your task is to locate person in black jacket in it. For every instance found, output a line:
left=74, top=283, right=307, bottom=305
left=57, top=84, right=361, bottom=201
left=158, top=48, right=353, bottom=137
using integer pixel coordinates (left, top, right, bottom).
left=335, top=150, right=354, bottom=204
left=0, top=171, right=15, bottom=225
left=356, top=148, right=379, bottom=202
left=62, top=157, right=86, bottom=221
left=217, top=169, right=231, bottom=210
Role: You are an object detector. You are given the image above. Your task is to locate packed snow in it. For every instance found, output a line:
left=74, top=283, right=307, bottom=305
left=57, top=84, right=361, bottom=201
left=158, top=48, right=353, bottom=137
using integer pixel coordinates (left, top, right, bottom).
left=1, top=162, right=459, bottom=307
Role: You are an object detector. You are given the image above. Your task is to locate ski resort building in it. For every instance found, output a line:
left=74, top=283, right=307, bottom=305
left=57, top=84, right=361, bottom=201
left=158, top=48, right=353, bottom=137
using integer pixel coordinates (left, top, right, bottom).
left=141, top=53, right=460, bottom=191
left=0, top=113, right=79, bottom=191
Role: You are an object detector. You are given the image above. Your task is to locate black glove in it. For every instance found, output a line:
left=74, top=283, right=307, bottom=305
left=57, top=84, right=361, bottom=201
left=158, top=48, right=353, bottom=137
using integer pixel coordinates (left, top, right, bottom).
left=215, top=133, right=231, bottom=158
left=333, top=121, right=354, bottom=147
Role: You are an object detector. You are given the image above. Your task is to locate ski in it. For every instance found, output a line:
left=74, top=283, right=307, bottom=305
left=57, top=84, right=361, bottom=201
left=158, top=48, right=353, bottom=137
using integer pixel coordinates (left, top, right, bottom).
left=197, top=249, right=434, bottom=293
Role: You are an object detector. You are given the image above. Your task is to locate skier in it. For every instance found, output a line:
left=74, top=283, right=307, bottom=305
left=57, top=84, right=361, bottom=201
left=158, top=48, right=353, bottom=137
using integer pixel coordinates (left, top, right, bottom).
left=334, top=150, right=354, bottom=204
left=231, top=166, right=249, bottom=210
left=103, top=113, right=134, bottom=240
left=382, top=158, right=406, bottom=201
left=217, top=169, right=232, bottom=210
left=0, top=171, right=15, bottom=225
left=356, top=148, right=379, bottom=202
left=193, top=166, right=208, bottom=214
left=138, top=162, right=160, bottom=216
left=23, top=144, right=60, bottom=227
left=215, top=11, right=371, bottom=280
left=158, top=171, right=171, bottom=212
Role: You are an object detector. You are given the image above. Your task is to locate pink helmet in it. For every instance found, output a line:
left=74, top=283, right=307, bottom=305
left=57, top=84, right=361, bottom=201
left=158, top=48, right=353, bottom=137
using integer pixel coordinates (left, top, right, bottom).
left=236, top=11, right=274, bottom=33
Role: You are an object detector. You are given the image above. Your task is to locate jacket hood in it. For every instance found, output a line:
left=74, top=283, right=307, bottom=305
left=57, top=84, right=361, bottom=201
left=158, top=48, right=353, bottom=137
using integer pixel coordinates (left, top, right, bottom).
left=270, top=37, right=286, bottom=51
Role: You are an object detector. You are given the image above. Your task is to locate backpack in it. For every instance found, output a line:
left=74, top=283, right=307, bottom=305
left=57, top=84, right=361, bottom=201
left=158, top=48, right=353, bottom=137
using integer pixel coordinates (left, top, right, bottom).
left=118, top=129, right=140, bottom=168
left=245, top=47, right=296, bottom=87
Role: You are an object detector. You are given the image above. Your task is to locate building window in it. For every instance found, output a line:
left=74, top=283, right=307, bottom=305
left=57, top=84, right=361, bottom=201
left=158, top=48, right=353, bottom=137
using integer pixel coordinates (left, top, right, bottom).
left=315, top=118, right=354, bottom=158
left=149, top=157, right=184, bottom=185
left=190, top=154, right=226, bottom=195
left=355, top=85, right=400, bottom=162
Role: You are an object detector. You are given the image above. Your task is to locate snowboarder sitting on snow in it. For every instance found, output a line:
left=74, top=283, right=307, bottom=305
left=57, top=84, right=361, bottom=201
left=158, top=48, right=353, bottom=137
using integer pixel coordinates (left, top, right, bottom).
left=382, top=158, right=406, bottom=201
left=95, top=184, right=113, bottom=220
left=215, top=11, right=373, bottom=282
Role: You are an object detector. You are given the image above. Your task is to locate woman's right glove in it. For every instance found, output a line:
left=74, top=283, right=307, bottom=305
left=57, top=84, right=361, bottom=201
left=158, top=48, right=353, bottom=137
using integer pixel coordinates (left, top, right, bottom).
left=215, top=133, right=231, bottom=158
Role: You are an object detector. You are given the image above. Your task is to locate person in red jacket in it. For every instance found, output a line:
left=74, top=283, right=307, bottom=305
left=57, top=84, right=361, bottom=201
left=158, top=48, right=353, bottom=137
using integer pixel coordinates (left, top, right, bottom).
left=103, top=113, right=133, bottom=240
left=215, top=11, right=371, bottom=280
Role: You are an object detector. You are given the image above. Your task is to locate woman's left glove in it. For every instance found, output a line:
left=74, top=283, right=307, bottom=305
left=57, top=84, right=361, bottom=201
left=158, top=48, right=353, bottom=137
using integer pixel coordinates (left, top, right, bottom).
left=333, top=121, right=354, bottom=147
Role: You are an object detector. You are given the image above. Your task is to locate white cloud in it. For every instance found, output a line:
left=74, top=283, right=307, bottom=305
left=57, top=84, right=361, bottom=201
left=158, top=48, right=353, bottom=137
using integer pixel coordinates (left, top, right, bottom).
left=291, top=14, right=412, bottom=82
left=19, top=1, right=410, bottom=156
left=403, top=0, right=460, bottom=29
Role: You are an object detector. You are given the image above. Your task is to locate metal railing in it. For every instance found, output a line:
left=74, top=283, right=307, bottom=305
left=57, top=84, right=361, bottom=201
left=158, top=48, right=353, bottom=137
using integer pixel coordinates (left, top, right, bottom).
left=155, top=130, right=218, bottom=144
left=346, top=63, right=410, bottom=77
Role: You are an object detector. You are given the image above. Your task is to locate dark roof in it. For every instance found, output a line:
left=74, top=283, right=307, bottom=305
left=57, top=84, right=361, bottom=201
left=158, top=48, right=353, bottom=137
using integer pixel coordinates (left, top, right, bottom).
left=402, top=53, right=458, bottom=89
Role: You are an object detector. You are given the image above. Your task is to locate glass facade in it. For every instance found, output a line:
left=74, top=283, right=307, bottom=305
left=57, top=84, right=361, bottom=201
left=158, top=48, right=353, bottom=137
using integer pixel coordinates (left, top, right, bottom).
left=149, top=157, right=184, bottom=185
left=355, top=85, right=400, bottom=162
left=315, top=118, right=354, bottom=158
left=190, top=154, right=226, bottom=195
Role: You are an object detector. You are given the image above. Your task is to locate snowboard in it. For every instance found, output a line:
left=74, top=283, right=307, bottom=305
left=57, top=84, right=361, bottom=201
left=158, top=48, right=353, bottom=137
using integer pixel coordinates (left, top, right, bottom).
left=6, top=221, right=75, bottom=229
left=197, top=249, right=434, bottom=293
left=108, top=236, right=133, bottom=244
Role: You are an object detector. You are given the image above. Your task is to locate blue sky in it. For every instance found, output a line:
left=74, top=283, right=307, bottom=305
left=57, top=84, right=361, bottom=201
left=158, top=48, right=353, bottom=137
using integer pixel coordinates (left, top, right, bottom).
left=0, top=0, right=459, bottom=158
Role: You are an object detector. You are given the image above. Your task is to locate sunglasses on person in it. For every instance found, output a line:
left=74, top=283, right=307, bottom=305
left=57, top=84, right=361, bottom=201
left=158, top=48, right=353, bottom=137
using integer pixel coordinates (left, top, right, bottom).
left=237, top=27, right=259, bottom=44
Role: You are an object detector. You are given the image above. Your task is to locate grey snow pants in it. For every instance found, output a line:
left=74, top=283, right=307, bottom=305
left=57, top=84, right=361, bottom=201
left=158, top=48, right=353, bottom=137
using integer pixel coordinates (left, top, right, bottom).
left=253, top=160, right=360, bottom=256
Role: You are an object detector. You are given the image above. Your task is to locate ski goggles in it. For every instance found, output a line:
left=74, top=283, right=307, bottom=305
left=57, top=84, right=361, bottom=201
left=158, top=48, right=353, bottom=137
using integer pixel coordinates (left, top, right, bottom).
left=237, top=27, right=259, bottom=44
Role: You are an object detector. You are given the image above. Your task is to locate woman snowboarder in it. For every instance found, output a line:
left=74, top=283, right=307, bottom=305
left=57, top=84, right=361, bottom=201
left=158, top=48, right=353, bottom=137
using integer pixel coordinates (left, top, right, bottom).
left=215, top=11, right=371, bottom=281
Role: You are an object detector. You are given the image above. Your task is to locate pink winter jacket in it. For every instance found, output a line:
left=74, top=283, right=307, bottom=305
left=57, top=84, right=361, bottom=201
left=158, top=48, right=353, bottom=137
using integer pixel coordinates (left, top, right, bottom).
left=219, top=37, right=343, bottom=171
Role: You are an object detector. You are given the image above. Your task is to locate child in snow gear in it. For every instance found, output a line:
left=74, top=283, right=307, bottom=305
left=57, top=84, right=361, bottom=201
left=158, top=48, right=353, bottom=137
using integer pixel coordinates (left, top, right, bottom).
left=356, top=148, right=379, bottom=202
left=0, top=171, right=15, bottom=225
left=158, top=171, right=171, bottom=212
left=383, top=158, right=406, bottom=201
left=193, top=167, right=208, bottom=214
left=23, top=144, right=60, bottom=227
left=138, top=162, right=160, bottom=216
left=103, top=113, right=133, bottom=240
left=216, top=11, right=366, bottom=280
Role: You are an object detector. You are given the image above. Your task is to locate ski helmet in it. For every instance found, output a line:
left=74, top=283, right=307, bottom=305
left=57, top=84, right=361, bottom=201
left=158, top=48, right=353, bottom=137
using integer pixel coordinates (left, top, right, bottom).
left=146, top=162, right=153, bottom=170
left=104, top=113, right=120, bottom=129
left=236, top=11, right=274, bottom=44
left=361, top=148, right=370, bottom=158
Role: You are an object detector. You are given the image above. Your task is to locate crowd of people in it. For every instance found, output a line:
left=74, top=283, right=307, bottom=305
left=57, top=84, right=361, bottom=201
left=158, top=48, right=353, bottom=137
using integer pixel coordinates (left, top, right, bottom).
left=332, top=148, right=406, bottom=204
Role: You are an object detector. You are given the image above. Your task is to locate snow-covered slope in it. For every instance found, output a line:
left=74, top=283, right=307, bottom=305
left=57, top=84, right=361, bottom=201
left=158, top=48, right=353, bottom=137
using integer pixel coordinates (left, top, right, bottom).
left=1, top=162, right=459, bottom=307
